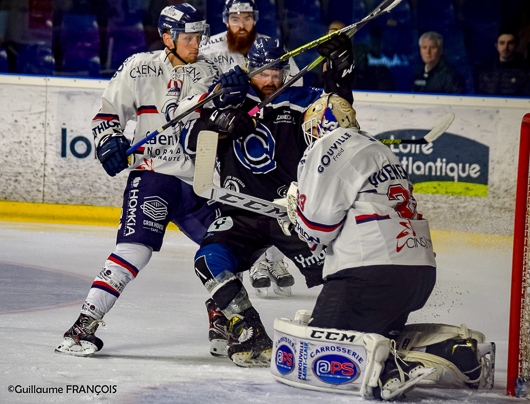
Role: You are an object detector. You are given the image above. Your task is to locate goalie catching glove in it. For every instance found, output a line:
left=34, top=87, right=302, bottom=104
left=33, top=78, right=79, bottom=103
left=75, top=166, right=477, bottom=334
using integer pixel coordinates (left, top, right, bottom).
left=204, top=107, right=256, bottom=140
left=96, top=132, right=130, bottom=177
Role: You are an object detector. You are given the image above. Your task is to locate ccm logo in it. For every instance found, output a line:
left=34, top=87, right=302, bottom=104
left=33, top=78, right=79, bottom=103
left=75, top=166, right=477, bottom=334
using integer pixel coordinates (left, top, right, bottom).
left=310, top=330, right=357, bottom=343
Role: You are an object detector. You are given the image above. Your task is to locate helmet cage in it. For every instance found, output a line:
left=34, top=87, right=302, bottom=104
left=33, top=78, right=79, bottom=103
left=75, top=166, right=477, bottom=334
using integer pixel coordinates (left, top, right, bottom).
left=303, top=94, right=359, bottom=144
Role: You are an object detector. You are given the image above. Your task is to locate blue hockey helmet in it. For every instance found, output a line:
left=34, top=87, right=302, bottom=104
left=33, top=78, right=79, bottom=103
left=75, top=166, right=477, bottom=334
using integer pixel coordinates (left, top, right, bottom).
left=247, top=37, right=289, bottom=72
left=222, top=0, right=259, bottom=24
left=158, top=3, right=210, bottom=42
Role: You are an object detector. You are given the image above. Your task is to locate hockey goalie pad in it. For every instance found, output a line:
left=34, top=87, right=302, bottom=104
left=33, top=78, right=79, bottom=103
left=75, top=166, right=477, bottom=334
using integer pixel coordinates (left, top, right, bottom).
left=271, top=312, right=390, bottom=399
left=395, top=323, right=495, bottom=389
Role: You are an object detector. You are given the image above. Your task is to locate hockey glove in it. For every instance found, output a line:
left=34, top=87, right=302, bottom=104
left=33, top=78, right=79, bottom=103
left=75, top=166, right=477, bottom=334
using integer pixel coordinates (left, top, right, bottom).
left=204, top=108, right=255, bottom=140
left=210, top=65, right=250, bottom=109
left=318, top=33, right=354, bottom=79
left=96, top=133, right=130, bottom=177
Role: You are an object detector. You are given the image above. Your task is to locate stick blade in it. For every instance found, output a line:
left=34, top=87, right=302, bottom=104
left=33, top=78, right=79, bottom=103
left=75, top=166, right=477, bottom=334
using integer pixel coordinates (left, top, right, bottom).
left=424, top=112, right=455, bottom=143
left=193, top=130, right=218, bottom=197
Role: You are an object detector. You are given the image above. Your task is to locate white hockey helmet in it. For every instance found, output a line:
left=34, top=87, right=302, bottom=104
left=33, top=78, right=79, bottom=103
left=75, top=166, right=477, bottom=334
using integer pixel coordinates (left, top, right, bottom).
left=222, top=0, right=259, bottom=24
left=302, top=93, right=359, bottom=143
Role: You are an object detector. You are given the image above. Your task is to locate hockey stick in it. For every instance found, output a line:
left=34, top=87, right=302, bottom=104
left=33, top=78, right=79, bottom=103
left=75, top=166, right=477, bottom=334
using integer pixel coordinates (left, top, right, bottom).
left=378, top=113, right=455, bottom=145
left=194, top=115, right=452, bottom=218
left=194, top=130, right=288, bottom=219
left=249, top=0, right=402, bottom=77
left=127, top=0, right=401, bottom=155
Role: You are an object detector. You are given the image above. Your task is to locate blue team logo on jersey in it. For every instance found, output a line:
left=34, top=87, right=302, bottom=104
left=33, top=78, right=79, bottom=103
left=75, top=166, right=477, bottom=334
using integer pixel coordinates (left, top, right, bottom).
left=275, top=344, right=295, bottom=375
left=312, top=354, right=359, bottom=385
left=233, top=123, right=276, bottom=174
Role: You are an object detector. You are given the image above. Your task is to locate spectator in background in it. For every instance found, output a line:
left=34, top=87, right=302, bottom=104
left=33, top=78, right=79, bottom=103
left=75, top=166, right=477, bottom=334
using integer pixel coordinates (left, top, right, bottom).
left=412, top=31, right=466, bottom=94
left=475, top=31, right=530, bottom=96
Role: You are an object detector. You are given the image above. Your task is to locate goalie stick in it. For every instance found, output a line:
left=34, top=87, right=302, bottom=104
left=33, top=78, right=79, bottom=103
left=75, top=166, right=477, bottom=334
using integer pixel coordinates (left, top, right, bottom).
left=193, top=114, right=454, bottom=219
left=379, top=113, right=455, bottom=145
left=126, top=0, right=402, bottom=156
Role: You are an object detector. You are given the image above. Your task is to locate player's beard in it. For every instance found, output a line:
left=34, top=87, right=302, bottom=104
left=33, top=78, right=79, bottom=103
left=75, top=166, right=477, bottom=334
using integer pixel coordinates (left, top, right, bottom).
left=257, top=84, right=280, bottom=98
left=227, top=27, right=257, bottom=55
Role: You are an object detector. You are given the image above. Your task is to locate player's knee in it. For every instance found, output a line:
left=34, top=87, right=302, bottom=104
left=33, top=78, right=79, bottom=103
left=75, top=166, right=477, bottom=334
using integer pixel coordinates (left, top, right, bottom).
left=102, top=243, right=153, bottom=285
left=194, top=244, right=245, bottom=311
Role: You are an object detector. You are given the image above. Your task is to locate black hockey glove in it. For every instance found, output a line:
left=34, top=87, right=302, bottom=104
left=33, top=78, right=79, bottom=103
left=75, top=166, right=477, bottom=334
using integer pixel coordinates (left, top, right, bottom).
left=317, top=33, right=355, bottom=81
left=204, top=108, right=255, bottom=140
left=96, top=133, right=130, bottom=177
left=210, top=65, right=250, bottom=109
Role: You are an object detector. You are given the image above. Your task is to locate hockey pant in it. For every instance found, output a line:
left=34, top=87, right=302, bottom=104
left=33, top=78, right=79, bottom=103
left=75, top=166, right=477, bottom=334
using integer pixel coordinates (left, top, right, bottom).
left=81, top=170, right=219, bottom=320
left=194, top=212, right=325, bottom=317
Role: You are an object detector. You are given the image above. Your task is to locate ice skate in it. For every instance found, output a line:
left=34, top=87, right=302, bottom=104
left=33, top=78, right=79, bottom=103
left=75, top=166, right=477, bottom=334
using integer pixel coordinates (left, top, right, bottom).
left=249, top=260, right=271, bottom=297
left=227, top=307, right=272, bottom=367
left=205, top=298, right=234, bottom=357
left=55, top=314, right=105, bottom=357
left=374, top=361, right=436, bottom=401
left=268, top=260, right=294, bottom=296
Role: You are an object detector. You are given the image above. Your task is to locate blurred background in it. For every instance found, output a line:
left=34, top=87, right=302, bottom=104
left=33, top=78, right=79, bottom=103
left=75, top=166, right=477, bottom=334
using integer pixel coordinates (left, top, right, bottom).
left=0, top=0, right=528, bottom=94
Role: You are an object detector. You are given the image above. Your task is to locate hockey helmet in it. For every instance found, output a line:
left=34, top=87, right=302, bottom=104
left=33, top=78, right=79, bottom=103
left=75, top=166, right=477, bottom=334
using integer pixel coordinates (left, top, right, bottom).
left=158, top=3, right=210, bottom=43
left=302, top=93, right=360, bottom=143
left=222, top=0, right=259, bottom=24
left=247, top=37, right=289, bottom=74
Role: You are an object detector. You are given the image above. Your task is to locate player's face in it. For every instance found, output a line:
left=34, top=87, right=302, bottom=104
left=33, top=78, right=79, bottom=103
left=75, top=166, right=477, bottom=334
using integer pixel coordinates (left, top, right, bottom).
left=175, top=33, right=202, bottom=63
left=496, top=34, right=517, bottom=62
left=250, top=69, right=284, bottom=98
left=419, top=39, right=442, bottom=66
left=227, top=12, right=255, bottom=38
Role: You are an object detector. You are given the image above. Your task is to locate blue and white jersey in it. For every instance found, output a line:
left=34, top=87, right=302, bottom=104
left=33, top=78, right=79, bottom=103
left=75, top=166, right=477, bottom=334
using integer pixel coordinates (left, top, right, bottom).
left=91, top=50, right=219, bottom=183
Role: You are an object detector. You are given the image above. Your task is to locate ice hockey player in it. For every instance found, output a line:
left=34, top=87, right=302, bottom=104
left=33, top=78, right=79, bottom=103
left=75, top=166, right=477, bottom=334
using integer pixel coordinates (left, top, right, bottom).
left=55, top=4, right=221, bottom=357
left=270, top=93, right=495, bottom=399
left=184, top=34, right=356, bottom=366
left=200, top=0, right=299, bottom=299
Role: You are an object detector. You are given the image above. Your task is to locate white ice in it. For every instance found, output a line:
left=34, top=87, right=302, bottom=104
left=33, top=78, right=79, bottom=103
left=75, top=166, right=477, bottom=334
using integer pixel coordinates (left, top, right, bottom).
left=0, top=221, right=520, bottom=403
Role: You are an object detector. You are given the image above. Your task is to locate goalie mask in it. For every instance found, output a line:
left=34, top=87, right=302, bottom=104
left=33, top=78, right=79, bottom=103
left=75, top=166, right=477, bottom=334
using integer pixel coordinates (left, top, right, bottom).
left=223, top=0, right=259, bottom=24
left=302, top=93, right=360, bottom=143
left=158, top=4, right=210, bottom=44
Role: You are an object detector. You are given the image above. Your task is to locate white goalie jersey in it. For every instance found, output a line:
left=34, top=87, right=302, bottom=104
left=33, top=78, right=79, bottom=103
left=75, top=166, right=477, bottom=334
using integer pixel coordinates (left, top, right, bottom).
left=91, top=51, right=219, bottom=183
left=295, top=127, right=436, bottom=279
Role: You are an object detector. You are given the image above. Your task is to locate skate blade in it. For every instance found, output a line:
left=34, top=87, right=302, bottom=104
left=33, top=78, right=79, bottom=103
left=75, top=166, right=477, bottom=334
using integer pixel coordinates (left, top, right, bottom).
left=210, top=338, right=228, bottom=357
left=273, top=284, right=292, bottom=297
left=255, top=287, right=268, bottom=298
left=381, top=367, right=436, bottom=400
left=55, top=337, right=99, bottom=357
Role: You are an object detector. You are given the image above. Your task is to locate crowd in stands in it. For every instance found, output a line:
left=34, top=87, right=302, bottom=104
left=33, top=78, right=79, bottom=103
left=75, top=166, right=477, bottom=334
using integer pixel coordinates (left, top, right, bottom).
left=0, top=0, right=529, bottom=96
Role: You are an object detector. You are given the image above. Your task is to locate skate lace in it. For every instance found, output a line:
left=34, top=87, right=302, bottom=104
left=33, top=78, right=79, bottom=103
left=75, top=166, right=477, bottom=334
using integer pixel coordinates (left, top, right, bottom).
left=250, top=261, right=270, bottom=278
left=81, top=317, right=106, bottom=334
left=269, top=261, right=289, bottom=278
left=388, top=340, right=410, bottom=383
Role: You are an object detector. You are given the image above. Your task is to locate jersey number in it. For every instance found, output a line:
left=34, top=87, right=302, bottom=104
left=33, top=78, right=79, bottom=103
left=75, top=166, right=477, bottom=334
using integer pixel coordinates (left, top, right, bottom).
left=387, top=184, right=418, bottom=219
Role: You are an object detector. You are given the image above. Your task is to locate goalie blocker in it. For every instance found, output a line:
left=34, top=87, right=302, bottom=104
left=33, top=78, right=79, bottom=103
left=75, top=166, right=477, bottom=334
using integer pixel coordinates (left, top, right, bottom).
left=271, top=311, right=495, bottom=400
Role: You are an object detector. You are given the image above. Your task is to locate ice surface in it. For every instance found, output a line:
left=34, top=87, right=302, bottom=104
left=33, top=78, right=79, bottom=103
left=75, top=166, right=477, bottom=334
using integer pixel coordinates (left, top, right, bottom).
left=0, top=221, right=519, bottom=403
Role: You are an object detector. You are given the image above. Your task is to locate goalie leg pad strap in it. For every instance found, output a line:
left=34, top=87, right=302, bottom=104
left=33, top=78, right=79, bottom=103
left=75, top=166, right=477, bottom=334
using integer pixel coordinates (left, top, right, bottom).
left=271, top=315, right=390, bottom=399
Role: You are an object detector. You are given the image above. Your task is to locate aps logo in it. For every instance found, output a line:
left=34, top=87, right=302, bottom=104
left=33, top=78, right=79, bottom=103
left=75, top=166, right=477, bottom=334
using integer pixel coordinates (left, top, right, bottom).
left=275, top=344, right=295, bottom=375
left=312, top=354, right=359, bottom=385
